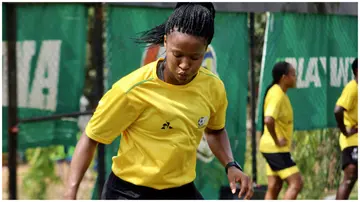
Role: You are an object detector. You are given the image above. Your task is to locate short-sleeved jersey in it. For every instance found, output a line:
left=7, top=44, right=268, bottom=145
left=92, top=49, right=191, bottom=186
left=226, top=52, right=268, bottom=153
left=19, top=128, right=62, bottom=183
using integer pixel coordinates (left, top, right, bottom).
left=259, top=84, right=294, bottom=153
left=336, top=80, right=358, bottom=151
left=85, top=58, right=228, bottom=189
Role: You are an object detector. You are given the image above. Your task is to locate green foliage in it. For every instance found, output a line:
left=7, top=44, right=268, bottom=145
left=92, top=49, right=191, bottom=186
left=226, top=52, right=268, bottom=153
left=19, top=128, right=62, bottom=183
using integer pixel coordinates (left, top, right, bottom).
left=253, top=13, right=267, bottom=85
left=291, top=129, right=342, bottom=199
left=22, top=147, right=61, bottom=199
left=245, top=128, right=343, bottom=199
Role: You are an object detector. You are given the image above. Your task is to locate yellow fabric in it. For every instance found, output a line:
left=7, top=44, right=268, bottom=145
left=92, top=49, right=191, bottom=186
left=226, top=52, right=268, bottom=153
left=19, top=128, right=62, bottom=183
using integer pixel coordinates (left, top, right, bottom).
left=85, top=58, right=228, bottom=189
left=336, top=80, right=358, bottom=151
left=259, top=84, right=294, bottom=153
left=266, top=164, right=299, bottom=180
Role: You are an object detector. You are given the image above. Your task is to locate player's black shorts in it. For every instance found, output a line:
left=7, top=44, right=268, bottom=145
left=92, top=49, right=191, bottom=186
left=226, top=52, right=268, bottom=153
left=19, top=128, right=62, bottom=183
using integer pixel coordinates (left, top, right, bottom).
left=342, top=146, right=358, bottom=170
left=101, top=171, right=204, bottom=200
left=262, top=152, right=297, bottom=171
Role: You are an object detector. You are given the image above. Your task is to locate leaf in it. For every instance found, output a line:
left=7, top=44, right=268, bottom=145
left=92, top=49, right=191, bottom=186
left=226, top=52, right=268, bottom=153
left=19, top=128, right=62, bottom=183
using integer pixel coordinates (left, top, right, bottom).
left=22, top=146, right=61, bottom=199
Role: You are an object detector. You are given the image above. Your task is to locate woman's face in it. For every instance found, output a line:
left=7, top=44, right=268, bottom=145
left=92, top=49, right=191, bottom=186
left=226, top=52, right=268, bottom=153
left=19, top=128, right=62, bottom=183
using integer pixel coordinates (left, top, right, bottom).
left=163, top=30, right=207, bottom=85
left=284, top=65, right=297, bottom=88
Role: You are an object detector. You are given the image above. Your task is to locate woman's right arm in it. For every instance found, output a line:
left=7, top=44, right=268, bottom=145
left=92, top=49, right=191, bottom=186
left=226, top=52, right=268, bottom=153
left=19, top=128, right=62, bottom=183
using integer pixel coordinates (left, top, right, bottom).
left=264, top=116, right=287, bottom=147
left=264, top=116, right=279, bottom=145
left=64, top=132, right=99, bottom=200
left=63, top=82, right=143, bottom=199
left=334, top=106, right=349, bottom=136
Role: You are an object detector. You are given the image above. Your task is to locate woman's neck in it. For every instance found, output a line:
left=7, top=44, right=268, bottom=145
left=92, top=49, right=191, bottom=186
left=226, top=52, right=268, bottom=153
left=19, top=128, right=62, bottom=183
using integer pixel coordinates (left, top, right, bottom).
left=277, top=83, right=288, bottom=93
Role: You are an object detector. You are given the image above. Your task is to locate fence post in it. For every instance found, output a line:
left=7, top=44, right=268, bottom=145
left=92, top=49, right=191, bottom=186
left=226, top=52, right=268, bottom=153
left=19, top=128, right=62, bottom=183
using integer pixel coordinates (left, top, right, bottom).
left=92, top=3, right=106, bottom=198
left=249, top=12, right=257, bottom=184
left=6, top=3, right=18, bottom=200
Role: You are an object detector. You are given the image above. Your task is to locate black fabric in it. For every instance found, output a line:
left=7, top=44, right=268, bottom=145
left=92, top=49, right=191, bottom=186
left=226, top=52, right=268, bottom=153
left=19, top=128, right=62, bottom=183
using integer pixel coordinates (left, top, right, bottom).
left=342, top=146, right=358, bottom=170
left=101, top=172, right=204, bottom=200
left=261, top=152, right=297, bottom=171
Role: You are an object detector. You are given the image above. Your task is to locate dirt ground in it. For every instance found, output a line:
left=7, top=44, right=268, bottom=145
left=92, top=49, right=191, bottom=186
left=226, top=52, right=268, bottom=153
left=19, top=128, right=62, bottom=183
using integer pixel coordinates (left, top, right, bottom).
left=2, top=162, right=97, bottom=200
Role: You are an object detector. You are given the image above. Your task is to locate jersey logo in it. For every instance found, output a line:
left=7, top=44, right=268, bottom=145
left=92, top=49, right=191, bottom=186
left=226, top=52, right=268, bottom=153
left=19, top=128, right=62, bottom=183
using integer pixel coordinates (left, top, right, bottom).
left=161, top=121, right=173, bottom=129
left=198, top=116, right=209, bottom=128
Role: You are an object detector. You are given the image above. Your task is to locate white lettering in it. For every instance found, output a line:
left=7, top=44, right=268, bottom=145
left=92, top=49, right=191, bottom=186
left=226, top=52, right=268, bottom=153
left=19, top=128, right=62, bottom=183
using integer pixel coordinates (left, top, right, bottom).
left=28, top=40, right=61, bottom=111
left=330, top=57, right=350, bottom=87
left=305, top=57, right=321, bottom=87
left=319, top=57, right=326, bottom=73
left=17, top=41, right=36, bottom=107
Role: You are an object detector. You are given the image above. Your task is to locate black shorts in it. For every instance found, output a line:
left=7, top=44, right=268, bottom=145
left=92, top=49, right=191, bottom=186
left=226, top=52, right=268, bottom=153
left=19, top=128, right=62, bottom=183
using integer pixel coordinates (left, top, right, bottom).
left=342, top=146, right=358, bottom=170
left=101, top=172, right=204, bottom=200
left=262, top=152, right=297, bottom=171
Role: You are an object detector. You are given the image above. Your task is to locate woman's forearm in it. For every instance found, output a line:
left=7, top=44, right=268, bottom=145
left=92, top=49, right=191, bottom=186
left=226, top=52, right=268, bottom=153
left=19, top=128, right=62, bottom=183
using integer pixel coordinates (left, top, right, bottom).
left=264, top=116, right=280, bottom=145
left=334, top=106, right=348, bottom=136
left=64, top=132, right=98, bottom=199
left=205, top=128, right=234, bottom=167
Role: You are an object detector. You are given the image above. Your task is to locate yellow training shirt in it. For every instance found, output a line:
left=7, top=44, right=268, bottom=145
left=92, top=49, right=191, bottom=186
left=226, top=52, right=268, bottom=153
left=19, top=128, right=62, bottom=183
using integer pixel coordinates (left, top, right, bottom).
left=85, top=58, right=228, bottom=189
left=259, top=84, right=294, bottom=153
left=336, top=80, right=358, bottom=151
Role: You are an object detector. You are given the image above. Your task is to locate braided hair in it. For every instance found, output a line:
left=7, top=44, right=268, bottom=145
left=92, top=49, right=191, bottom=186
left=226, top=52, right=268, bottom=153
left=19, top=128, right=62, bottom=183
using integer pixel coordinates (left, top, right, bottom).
left=135, top=3, right=215, bottom=46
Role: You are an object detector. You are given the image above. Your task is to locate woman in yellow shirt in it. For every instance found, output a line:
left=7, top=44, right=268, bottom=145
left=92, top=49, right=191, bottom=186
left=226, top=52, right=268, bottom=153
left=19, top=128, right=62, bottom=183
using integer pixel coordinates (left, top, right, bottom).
left=64, top=3, right=253, bottom=200
left=334, top=58, right=358, bottom=200
left=259, top=61, right=303, bottom=199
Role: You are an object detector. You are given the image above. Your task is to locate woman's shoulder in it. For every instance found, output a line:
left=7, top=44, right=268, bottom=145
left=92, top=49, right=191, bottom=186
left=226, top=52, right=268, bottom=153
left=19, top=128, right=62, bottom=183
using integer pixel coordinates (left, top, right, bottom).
left=198, top=67, right=224, bottom=87
left=112, top=61, right=157, bottom=93
left=266, top=85, right=285, bottom=101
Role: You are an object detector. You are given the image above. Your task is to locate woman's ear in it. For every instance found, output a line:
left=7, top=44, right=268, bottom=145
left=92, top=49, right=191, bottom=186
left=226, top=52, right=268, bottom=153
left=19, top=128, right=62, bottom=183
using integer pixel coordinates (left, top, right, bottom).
left=281, top=74, right=286, bottom=81
left=163, top=35, right=167, bottom=48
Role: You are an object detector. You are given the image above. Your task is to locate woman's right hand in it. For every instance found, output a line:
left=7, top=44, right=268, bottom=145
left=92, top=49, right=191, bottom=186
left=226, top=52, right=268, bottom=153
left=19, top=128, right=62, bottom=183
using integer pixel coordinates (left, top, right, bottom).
left=346, top=127, right=358, bottom=137
left=276, top=137, right=287, bottom=147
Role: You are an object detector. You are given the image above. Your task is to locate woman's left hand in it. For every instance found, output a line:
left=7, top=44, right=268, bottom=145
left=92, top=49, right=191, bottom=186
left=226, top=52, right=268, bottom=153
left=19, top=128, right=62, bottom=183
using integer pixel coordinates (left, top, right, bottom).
left=227, top=167, right=254, bottom=199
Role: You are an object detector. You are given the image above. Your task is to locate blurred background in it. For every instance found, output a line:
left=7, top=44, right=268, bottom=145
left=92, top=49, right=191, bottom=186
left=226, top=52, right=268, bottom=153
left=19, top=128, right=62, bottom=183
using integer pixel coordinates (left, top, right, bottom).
left=2, top=2, right=358, bottom=200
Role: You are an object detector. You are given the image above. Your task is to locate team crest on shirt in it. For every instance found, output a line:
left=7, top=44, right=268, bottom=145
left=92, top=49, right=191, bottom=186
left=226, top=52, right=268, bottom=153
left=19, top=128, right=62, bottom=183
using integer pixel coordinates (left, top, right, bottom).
left=198, top=116, right=209, bottom=128
left=141, top=44, right=218, bottom=164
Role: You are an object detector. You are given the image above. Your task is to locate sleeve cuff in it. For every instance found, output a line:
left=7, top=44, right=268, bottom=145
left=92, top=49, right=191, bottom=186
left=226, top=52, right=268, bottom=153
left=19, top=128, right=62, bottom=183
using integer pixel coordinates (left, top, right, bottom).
left=85, top=126, right=112, bottom=145
left=336, top=102, right=350, bottom=111
left=206, top=123, right=225, bottom=131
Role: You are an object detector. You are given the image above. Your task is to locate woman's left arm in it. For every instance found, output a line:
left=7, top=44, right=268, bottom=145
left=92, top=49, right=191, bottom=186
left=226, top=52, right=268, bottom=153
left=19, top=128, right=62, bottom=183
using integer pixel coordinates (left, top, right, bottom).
left=205, top=79, right=253, bottom=199
left=205, top=128, right=253, bottom=199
